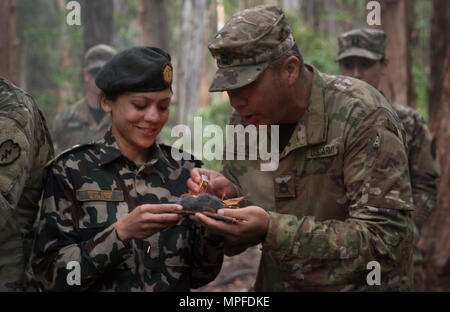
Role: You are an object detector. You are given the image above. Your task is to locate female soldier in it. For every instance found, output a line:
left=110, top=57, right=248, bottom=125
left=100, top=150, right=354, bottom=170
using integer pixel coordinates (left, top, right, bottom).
left=31, top=47, right=223, bottom=291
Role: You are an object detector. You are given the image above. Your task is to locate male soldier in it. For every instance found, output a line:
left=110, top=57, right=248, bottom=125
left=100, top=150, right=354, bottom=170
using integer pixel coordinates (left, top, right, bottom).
left=0, top=77, right=54, bottom=291
left=188, top=5, right=415, bottom=291
left=336, top=28, right=441, bottom=291
left=52, top=44, right=117, bottom=153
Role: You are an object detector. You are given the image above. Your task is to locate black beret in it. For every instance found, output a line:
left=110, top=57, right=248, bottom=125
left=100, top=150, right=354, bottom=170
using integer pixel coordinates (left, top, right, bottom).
left=95, top=46, right=173, bottom=95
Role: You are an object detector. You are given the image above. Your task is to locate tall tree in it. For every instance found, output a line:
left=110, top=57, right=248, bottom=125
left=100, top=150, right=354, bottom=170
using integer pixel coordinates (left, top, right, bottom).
left=0, top=0, right=18, bottom=83
left=176, top=0, right=207, bottom=123
left=200, top=0, right=218, bottom=108
left=81, top=0, right=114, bottom=54
left=138, top=0, right=169, bottom=51
left=427, top=0, right=450, bottom=120
left=370, top=0, right=416, bottom=107
left=419, top=47, right=450, bottom=292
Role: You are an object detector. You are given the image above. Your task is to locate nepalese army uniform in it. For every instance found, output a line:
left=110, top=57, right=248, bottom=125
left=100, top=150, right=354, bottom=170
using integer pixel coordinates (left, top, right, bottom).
left=31, top=130, right=223, bottom=291
left=52, top=98, right=111, bottom=154
left=0, top=78, right=54, bottom=291
left=222, top=66, right=415, bottom=291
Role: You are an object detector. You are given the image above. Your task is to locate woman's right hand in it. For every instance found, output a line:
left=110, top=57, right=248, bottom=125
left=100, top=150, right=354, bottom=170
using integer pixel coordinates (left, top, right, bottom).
left=187, top=168, right=237, bottom=199
left=115, top=204, right=182, bottom=241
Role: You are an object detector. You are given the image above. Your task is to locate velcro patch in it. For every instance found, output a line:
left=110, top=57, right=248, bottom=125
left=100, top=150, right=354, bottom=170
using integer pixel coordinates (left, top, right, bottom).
left=307, top=143, right=338, bottom=159
left=0, top=140, right=21, bottom=166
left=274, top=175, right=296, bottom=199
left=76, top=190, right=124, bottom=202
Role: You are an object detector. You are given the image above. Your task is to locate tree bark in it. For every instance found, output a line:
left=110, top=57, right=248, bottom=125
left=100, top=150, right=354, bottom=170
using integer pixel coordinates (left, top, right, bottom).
left=370, top=0, right=416, bottom=107
left=138, top=0, right=169, bottom=51
left=427, top=0, right=450, bottom=120
left=81, top=0, right=114, bottom=54
left=419, top=47, right=450, bottom=292
left=0, top=0, right=18, bottom=84
left=176, top=0, right=207, bottom=123
left=200, top=0, right=218, bottom=108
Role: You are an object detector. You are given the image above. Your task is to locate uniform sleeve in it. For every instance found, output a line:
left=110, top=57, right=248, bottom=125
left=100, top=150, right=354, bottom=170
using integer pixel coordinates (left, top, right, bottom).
left=189, top=226, right=224, bottom=289
left=31, top=163, right=132, bottom=291
left=263, top=108, right=414, bottom=288
left=408, top=118, right=440, bottom=230
left=0, top=116, right=31, bottom=229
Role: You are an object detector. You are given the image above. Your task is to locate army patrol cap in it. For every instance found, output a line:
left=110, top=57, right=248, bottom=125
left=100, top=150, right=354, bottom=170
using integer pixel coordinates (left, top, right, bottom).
left=95, top=46, right=173, bottom=96
left=208, top=5, right=295, bottom=92
left=84, top=44, right=117, bottom=72
left=337, top=28, right=386, bottom=61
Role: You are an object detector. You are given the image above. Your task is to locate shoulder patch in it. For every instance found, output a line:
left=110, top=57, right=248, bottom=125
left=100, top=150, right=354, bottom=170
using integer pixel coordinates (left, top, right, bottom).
left=0, top=139, right=21, bottom=166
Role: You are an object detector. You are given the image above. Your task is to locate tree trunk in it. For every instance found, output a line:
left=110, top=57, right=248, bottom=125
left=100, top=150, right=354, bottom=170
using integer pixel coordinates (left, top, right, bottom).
left=81, top=0, right=114, bottom=54
left=282, top=0, right=301, bottom=16
left=370, top=0, right=416, bottom=108
left=427, top=0, right=450, bottom=120
left=138, top=0, right=169, bottom=51
left=200, top=0, right=218, bottom=108
left=0, top=0, right=18, bottom=84
left=176, top=0, right=207, bottom=123
left=419, top=47, right=450, bottom=292
left=323, top=0, right=338, bottom=41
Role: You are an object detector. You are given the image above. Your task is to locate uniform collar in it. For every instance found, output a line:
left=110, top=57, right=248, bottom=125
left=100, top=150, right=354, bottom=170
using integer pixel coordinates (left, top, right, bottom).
left=280, top=65, right=328, bottom=158
left=98, top=129, right=177, bottom=169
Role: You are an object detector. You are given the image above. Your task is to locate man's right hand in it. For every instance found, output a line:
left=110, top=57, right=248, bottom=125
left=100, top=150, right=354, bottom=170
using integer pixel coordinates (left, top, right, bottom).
left=187, top=168, right=237, bottom=199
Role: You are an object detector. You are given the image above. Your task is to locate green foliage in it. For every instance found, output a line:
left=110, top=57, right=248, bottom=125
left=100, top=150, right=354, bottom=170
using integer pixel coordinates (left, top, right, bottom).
left=159, top=98, right=232, bottom=172
left=286, top=15, right=339, bottom=75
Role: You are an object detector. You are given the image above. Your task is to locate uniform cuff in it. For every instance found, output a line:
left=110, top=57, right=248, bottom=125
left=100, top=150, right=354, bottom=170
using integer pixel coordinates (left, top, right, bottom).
left=264, top=211, right=300, bottom=261
left=82, top=224, right=132, bottom=273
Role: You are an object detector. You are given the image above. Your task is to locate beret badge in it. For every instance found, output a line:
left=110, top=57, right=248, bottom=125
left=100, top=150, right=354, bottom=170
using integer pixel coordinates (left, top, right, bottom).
left=162, top=63, right=173, bottom=87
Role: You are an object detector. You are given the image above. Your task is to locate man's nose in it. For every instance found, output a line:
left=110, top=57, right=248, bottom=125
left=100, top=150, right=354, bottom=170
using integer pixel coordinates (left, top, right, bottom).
left=352, top=66, right=362, bottom=80
left=229, top=96, right=247, bottom=110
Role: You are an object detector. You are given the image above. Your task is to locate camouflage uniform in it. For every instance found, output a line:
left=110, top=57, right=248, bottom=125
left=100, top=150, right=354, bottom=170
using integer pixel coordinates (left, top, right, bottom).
left=209, top=6, right=415, bottom=291
left=338, top=29, right=441, bottom=290
left=31, top=130, right=223, bottom=291
left=0, top=77, right=54, bottom=291
left=52, top=44, right=116, bottom=153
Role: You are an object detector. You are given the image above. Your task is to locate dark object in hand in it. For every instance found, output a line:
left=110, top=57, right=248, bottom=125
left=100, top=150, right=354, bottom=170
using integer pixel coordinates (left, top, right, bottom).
left=176, top=194, right=224, bottom=212
left=175, top=194, right=239, bottom=224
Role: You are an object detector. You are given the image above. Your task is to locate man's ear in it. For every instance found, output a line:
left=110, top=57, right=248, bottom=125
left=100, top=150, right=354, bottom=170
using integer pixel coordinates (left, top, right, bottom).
left=282, top=56, right=300, bottom=85
left=100, top=93, right=112, bottom=113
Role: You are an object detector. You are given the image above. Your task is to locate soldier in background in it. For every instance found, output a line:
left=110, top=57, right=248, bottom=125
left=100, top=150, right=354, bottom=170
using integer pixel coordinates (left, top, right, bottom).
left=337, top=28, right=441, bottom=291
left=52, top=44, right=117, bottom=153
left=0, top=77, right=54, bottom=291
left=188, top=5, right=415, bottom=291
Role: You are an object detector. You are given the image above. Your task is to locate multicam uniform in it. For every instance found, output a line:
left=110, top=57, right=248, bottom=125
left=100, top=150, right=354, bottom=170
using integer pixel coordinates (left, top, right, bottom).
left=31, top=130, right=223, bottom=291
left=222, top=66, right=415, bottom=291
left=390, top=102, right=440, bottom=289
left=0, top=78, right=54, bottom=291
left=52, top=98, right=111, bottom=153
left=337, top=28, right=441, bottom=290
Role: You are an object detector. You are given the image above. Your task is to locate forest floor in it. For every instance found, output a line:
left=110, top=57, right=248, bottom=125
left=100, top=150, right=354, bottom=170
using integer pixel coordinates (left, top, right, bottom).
left=194, top=245, right=262, bottom=292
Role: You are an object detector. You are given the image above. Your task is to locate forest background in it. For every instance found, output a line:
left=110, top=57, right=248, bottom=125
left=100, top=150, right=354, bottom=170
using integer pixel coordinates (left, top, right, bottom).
left=0, top=0, right=449, bottom=291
